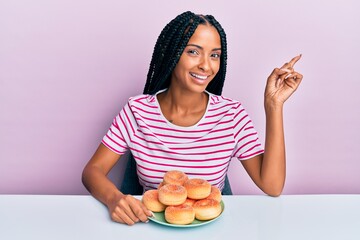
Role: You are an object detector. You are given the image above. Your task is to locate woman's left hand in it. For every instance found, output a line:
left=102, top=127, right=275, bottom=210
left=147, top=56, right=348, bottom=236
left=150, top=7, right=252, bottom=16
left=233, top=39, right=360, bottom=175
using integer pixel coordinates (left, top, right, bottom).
left=265, top=55, right=303, bottom=107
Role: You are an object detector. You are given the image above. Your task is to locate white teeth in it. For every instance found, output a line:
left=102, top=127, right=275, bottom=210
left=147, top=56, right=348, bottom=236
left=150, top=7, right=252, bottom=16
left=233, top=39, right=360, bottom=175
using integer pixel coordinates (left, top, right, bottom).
left=190, top=73, right=208, bottom=80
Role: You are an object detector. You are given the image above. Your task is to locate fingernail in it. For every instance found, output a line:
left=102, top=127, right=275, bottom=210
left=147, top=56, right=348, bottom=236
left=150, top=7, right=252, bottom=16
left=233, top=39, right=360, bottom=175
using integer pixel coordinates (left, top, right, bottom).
left=280, top=68, right=291, bottom=73
left=149, top=211, right=155, bottom=217
left=285, top=73, right=293, bottom=79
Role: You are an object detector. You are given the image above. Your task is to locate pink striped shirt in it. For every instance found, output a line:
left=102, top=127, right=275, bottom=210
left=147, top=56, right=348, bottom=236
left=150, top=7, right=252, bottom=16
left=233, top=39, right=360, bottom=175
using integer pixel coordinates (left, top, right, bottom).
left=102, top=90, right=264, bottom=191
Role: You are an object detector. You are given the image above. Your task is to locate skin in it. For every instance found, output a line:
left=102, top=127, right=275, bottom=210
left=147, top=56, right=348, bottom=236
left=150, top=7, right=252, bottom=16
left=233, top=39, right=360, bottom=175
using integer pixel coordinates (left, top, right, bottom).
left=82, top=23, right=303, bottom=225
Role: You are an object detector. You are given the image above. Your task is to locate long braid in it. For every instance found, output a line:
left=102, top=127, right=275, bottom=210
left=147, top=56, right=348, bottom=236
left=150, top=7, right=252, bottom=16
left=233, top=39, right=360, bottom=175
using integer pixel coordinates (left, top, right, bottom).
left=143, top=11, right=228, bottom=96
left=144, top=12, right=196, bottom=94
left=150, top=14, right=199, bottom=94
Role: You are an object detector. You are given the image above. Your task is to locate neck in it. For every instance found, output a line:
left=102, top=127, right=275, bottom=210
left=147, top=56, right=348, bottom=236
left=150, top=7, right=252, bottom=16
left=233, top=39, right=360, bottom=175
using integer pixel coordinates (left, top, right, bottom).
left=160, top=87, right=208, bottom=113
left=156, top=87, right=210, bottom=127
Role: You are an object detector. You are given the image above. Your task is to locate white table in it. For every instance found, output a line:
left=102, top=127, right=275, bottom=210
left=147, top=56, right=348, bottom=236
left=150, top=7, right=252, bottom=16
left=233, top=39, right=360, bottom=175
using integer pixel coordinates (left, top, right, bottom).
left=0, top=194, right=359, bottom=240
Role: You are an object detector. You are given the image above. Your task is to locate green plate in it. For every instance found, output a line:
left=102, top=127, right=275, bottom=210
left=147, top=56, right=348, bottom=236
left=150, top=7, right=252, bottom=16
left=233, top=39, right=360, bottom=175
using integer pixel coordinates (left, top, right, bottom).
left=148, top=201, right=224, bottom=228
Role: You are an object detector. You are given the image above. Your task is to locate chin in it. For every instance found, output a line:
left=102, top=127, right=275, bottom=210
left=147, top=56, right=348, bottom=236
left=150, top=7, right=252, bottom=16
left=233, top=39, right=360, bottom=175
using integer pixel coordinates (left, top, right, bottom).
left=189, top=84, right=209, bottom=94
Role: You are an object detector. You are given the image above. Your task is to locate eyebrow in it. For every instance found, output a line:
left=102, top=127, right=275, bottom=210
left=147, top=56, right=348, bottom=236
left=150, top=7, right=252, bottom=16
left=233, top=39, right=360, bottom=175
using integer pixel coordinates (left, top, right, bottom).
left=186, top=44, right=221, bottom=51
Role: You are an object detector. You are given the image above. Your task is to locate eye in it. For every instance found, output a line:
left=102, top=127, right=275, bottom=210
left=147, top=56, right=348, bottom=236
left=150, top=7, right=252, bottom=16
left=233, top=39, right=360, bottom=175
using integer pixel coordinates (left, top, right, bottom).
left=211, top=53, right=221, bottom=58
left=187, top=49, right=199, bottom=55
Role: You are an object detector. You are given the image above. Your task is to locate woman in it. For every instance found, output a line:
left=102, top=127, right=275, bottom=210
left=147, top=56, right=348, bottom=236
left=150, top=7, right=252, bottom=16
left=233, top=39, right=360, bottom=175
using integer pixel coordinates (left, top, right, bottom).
left=82, top=11, right=303, bottom=225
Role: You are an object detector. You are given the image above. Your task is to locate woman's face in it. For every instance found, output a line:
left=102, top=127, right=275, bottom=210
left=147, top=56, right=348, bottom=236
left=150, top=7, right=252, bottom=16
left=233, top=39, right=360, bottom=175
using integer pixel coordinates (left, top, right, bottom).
left=170, top=24, right=221, bottom=94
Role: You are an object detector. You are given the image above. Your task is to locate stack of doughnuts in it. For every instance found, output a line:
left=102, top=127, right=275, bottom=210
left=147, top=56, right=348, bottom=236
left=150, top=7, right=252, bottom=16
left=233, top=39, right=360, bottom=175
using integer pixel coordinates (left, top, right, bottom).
left=142, top=170, right=222, bottom=225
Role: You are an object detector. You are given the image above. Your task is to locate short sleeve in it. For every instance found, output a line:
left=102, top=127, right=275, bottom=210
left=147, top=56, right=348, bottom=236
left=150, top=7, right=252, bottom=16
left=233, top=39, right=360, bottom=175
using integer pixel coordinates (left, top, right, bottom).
left=231, top=103, right=264, bottom=160
left=101, top=102, right=134, bottom=155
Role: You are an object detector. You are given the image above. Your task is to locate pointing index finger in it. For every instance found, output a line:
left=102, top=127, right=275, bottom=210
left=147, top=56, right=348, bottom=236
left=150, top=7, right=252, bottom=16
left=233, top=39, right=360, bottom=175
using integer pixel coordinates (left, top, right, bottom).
left=288, top=54, right=302, bottom=68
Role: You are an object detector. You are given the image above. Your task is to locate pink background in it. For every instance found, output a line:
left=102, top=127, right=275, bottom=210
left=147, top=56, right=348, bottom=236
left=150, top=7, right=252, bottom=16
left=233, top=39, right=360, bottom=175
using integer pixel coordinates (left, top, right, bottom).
left=1, top=0, right=359, bottom=195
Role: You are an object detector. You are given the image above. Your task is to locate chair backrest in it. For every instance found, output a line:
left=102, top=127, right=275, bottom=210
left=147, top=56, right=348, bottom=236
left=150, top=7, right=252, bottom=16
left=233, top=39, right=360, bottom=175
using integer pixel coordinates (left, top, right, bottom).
left=120, top=154, right=233, bottom=195
left=120, top=153, right=143, bottom=195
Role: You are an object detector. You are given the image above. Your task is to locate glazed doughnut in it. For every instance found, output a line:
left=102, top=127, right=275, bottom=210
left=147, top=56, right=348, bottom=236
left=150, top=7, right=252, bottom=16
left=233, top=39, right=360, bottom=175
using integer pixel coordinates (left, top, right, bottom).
left=184, top=178, right=211, bottom=200
left=205, top=186, right=222, bottom=202
left=163, top=170, right=188, bottom=186
left=165, top=205, right=195, bottom=225
left=193, top=199, right=222, bottom=220
left=142, top=190, right=166, bottom=212
left=158, top=184, right=187, bottom=206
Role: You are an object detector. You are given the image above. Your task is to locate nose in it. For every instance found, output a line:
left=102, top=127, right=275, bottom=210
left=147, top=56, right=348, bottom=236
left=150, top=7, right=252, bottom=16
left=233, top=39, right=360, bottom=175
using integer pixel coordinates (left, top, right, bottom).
left=198, top=56, right=210, bottom=72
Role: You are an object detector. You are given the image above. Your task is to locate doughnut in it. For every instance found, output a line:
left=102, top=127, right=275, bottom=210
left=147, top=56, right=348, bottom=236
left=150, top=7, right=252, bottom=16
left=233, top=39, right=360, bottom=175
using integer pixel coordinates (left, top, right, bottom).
left=157, top=181, right=165, bottom=189
left=158, top=184, right=187, bottom=206
left=205, top=186, right=222, bottom=202
left=193, top=199, right=222, bottom=220
left=163, top=170, right=188, bottom=186
left=165, top=205, right=195, bottom=225
left=184, top=178, right=211, bottom=199
left=179, top=198, right=196, bottom=207
left=142, top=190, right=166, bottom=212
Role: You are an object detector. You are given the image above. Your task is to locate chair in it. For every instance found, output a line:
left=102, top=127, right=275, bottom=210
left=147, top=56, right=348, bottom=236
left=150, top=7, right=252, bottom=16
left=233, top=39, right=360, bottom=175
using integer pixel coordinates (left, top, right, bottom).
left=120, top=154, right=233, bottom=195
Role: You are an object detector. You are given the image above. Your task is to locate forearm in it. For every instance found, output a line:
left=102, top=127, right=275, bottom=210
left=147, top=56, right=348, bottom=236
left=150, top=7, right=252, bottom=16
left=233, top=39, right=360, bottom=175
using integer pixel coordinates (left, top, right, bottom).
left=249, top=54, right=302, bottom=196
left=261, top=102, right=286, bottom=196
left=82, top=165, right=124, bottom=206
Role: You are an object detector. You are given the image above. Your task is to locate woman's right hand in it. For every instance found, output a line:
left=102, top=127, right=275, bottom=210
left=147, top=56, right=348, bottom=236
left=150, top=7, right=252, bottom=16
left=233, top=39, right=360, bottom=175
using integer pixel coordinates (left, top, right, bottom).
left=107, top=192, right=153, bottom=225
left=82, top=143, right=153, bottom=225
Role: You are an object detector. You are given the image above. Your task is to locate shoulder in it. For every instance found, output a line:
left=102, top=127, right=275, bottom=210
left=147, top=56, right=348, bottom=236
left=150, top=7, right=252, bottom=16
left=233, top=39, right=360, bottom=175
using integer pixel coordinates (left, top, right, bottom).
left=126, top=93, right=157, bottom=108
left=208, top=92, right=242, bottom=111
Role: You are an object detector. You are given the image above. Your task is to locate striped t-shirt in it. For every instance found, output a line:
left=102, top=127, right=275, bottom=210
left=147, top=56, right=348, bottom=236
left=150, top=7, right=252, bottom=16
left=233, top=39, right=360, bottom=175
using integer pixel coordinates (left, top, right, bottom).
left=102, top=90, right=264, bottom=191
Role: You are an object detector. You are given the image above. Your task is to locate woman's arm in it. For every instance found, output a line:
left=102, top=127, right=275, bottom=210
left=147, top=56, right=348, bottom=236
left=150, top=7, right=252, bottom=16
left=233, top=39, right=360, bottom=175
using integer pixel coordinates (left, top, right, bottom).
left=82, top=143, right=152, bottom=225
left=241, top=105, right=286, bottom=197
left=241, top=55, right=303, bottom=197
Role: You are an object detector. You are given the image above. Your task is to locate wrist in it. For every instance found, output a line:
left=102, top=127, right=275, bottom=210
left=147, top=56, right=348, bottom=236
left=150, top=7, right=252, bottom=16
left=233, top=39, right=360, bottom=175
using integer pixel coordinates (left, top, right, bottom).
left=264, top=99, right=284, bottom=113
left=105, top=190, right=124, bottom=207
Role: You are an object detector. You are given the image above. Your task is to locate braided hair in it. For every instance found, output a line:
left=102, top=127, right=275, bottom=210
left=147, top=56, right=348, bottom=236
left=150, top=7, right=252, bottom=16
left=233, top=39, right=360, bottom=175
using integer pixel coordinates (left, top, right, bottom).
left=143, top=11, right=227, bottom=96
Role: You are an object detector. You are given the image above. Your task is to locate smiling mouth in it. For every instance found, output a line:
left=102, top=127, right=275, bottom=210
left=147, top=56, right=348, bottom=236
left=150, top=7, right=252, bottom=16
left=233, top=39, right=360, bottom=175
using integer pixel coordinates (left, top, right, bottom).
left=190, top=72, right=208, bottom=80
